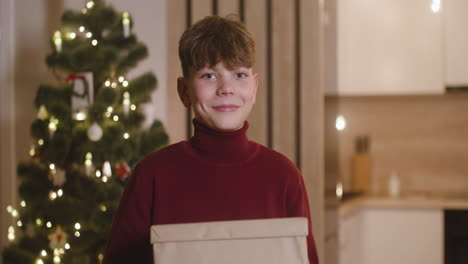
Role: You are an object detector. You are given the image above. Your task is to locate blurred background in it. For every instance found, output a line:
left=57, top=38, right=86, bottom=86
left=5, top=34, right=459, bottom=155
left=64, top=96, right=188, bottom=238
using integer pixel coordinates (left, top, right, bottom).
left=1, top=0, right=468, bottom=264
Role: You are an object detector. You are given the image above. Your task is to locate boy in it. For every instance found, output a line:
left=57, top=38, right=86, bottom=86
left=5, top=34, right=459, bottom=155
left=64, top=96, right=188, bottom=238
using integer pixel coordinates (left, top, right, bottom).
left=104, top=15, right=319, bottom=264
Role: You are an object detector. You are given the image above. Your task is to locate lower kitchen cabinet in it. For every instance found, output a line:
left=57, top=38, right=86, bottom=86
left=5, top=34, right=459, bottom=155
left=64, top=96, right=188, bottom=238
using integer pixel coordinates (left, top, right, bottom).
left=339, top=208, right=443, bottom=264
left=445, top=210, right=468, bottom=264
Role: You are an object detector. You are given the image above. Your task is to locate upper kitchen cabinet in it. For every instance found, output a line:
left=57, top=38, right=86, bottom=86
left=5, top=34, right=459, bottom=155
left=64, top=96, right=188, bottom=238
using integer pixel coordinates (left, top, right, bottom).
left=444, top=0, right=468, bottom=87
left=325, top=0, right=444, bottom=95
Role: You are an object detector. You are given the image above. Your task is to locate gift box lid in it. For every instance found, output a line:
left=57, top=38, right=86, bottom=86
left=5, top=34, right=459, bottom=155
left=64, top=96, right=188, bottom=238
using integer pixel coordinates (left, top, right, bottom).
left=150, top=217, right=308, bottom=244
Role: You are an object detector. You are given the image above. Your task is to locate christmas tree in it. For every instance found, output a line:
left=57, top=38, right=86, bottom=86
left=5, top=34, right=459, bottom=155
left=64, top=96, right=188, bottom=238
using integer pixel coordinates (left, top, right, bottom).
left=2, top=1, right=168, bottom=263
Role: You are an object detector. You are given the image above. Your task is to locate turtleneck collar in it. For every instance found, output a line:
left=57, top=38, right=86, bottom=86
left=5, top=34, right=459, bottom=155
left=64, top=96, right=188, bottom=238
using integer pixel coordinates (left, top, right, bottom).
left=187, top=119, right=257, bottom=165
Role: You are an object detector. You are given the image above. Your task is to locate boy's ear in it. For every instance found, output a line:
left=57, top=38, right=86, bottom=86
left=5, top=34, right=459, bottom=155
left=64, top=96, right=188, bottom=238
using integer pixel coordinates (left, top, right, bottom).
left=177, top=77, right=191, bottom=108
left=252, top=73, right=259, bottom=104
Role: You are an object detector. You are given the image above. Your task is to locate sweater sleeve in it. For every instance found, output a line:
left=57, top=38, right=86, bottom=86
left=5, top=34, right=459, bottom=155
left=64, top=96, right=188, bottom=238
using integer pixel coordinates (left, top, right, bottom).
left=103, top=163, right=154, bottom=264
left=286, top=171, right=320, bottom=264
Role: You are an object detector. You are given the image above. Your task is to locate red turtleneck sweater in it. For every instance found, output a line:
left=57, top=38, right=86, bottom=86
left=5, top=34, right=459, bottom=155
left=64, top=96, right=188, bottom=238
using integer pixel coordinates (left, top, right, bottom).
left=104, top=120, right=319, bottom=264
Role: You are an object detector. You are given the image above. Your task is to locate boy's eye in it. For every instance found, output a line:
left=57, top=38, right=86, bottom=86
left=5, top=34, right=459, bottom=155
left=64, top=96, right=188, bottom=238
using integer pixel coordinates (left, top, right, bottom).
left=201, top=73, right=216, bottom=79
left=236, top=72, right=248, bottom=78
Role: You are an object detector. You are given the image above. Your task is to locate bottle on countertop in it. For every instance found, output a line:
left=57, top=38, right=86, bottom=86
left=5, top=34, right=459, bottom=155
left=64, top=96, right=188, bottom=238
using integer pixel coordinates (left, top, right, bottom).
left=388, top=170, right=401, bottom=198
left=351, top=135, right=371, bottom=194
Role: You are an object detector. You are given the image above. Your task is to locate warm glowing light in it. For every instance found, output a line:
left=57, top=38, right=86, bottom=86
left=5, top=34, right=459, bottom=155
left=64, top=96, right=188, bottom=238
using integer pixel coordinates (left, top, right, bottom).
left=336, top=182, right=343, bottom=199
left=17, top=220, right=23, bottom=227
left=75, top=223, right=81, bottom=230
left=123, top=133, right=129, bottom=139
left=113, top=115, right=119, bottom=122
left=118, top=76, right=125, bottom=82
left=100, top=205, right=107, bottom=212
left=38, top=139, right=44, bottom=145
left=86, top=1, right=95, bottom=9
left=49, top=163, right=56, bottom=171
left=53, top=31, right=62, bottom=52
left=49, top=192, right=57, bottom=200
left=431, top=0, right=441, bottom=13
left=91, top=39, right=98, bottom=46
left=122, top=80, right=129, bottom=87
left=48, top=117, right=59, bottom=132
left=41, top=250, right=47, bottom=257
left=65, top=243, right=70, bottom=250
left=8, top=232, right=15, bottom=241
left=79, top=26, right=85, bottom=32
left=95, top=170, right=102, bottom=178
left=53, top=255, right=61, bottom=263
left=57, top=189, right=63, bottom=197
left=86, top=32, right=93, bottom=38
left=82, top=8, right=87, bottom=14
left=21, top=200, right=26, bottom=207
left=75, top=231, right=80, bottom=237
left=336, top=115, right=346, bottom=131
left=105, top=80, right=111, bottom=87
left=75, top=111, right=86, bottom=121
left=102, top=176, right=108, bottom=183
left=36, top=218, right=43, bottom=226
left=130, top=104, right=136, bottom=111
left=11, top=209, right=18, bottom=217
left=7, top=205, right=13, bottom=213
left=68, top=32, right=76, bottom=39
left=29, top=146, right=36, bottom=157
left=46, top=221, right=52, bottom=228
left=111, top=82, right=117, bottom=88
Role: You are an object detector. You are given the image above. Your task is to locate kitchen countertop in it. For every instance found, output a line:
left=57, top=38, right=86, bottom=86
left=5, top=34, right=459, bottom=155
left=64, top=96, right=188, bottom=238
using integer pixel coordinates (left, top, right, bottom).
left=327, top=194, right=468, bottom=218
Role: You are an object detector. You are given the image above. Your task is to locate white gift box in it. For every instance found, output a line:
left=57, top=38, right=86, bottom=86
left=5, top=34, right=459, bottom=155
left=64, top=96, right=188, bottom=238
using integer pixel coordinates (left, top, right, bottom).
left=150, top=217, right=309, bottom=264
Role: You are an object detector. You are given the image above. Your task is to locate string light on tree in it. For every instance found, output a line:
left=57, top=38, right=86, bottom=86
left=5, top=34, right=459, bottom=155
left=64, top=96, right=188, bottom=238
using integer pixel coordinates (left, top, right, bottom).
left=95, top=169, right=102, bottom=178
left=41, top=250, right=48, bottom=257
left=86, top=1, right=95, bottom=9
left=105, top=80, right=111, bottom=87
left=118, top=76, right=125, bottom=83
left=46, top=222, right=52, bottom=228
left=123, top=133, right=129, bottom=139
left=8, top=226, right=15, bottom=241
left=111, top=82, right=117, bottom=88
left=48, top=117, right=59, bottom=137
left=79, top=26, right=85, bottom=32
left=17, top=220, right=23, bottom=227
left=68, top=32, right=76, bottom=39
left=92, top=39, right=98, bottom=46
left=122, top=80, right=129, bottom=87
left=53, top=31, right=62, bottom=52
left=105, top=106, right=113, bottom=118
left=86, top=32, right=93, bottom=38
left=131, top=104, right=136, bottom=111
left=113, top=115, right=119, bottom=122
left=85, top=152, right=93, bottom=177
left=123, top=92, right=130, bottom=115
left=122, top=12, right=131, bottom=38
left=75, top=111, right=87, bottom=121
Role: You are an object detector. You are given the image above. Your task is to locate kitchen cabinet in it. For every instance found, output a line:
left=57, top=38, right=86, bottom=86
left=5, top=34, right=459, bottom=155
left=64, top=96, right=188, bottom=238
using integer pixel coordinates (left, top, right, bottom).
left=325, top=0, right=444, bottom=95
left=444, top=0, right=468, bottom=86
left=339, top=208, right=443, bottom=264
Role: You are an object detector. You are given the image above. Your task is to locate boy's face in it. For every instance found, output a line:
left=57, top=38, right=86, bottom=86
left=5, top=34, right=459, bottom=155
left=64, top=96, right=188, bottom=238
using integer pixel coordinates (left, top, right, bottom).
left=177, top=61, right=258, bottom=132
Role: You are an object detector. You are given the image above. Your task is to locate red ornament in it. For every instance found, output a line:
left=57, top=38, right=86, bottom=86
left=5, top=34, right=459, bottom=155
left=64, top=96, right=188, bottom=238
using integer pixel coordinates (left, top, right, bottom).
left=115, top=161, right=130, bottom=181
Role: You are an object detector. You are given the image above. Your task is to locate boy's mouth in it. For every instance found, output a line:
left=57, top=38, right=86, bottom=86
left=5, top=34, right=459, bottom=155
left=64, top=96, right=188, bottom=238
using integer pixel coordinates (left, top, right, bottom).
left=212, top=104, right=239, bottom=112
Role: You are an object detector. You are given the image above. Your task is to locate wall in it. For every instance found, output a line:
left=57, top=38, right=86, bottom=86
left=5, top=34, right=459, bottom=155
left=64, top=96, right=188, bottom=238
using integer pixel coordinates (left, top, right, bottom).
left=325, top=94, right=468, bottom=197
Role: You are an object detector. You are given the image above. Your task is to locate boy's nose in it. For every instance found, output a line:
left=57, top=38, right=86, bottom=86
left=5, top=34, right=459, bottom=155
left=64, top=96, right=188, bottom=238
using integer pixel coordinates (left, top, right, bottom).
left=217, top=81, right=235, bottom=96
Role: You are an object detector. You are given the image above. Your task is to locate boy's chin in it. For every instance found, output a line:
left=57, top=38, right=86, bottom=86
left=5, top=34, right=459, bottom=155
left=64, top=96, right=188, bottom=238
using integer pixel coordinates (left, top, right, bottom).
left=205, top=118, right=246, bottom=132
